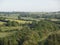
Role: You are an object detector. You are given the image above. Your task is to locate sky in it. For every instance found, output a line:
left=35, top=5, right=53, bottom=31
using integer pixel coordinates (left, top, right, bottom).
left=0, top=0, right=60, bottom=12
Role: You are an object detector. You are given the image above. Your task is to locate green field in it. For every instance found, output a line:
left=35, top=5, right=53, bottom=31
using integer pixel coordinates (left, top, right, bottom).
left=5, top=19, right=32, bottom=24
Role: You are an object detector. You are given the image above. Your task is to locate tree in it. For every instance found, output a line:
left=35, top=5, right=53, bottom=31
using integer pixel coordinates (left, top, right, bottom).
left=0, top=17, right=5, bottom=21
left=5, top=21, right=19, bottom=26
left=6, top=20, right=12, bottom=26
left=12, top=21, right=19, bottom=26
left=18, top=16, right=21, bottom=20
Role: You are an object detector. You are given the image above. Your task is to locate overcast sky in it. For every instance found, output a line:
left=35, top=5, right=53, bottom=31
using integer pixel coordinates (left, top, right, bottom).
left=0, top=0, right=60, bottom=12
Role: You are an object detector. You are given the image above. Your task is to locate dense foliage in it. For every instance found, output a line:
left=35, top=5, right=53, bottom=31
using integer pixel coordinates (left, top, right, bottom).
left=0, top=20, right=60, bottom=45
left=5, top=21, right=19, bottom=26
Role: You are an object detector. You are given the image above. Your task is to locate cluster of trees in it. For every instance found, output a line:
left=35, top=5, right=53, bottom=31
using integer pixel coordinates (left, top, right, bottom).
left=0, top=12, right=60, bottom=20
left=0, top=20, right=60, bottom=45
left=0, top=17, right=20, bottom=26
left=0, top=17, right=6, bottom=21
left=5, top=20, right=19, bottom=26
left=19, top=12, right=60, bottom=19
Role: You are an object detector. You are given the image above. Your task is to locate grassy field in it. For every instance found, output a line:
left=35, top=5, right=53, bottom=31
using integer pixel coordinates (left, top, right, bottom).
left=5, top=19, right=32, bottom=24
left=0, top=26, right=22, bottom=32
left=0, top=26, right=22, bottom=38
left=0, top=21, right=5, bottom=26
left=0, top=32, right=13, bottom=38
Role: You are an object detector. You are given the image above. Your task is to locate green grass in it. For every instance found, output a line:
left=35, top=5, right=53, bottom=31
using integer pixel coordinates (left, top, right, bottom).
left=0, top=26, right=22, bottom=38
left=0, top=21, right=5, bottom=26
left=0, top=26, right=22, bottom=32
left=0, top=32, right=14, bottom=38
left=5, top=19, right=32, bottom=24
left=0, top=22, right=5, bottom=24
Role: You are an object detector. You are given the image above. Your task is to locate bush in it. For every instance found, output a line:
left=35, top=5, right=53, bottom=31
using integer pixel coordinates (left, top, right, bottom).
left=5, top=20, right=19, bottom=26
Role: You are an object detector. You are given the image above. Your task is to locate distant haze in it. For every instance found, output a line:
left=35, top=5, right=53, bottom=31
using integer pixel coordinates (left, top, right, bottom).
left=0, top=0, right=60, bottom=12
